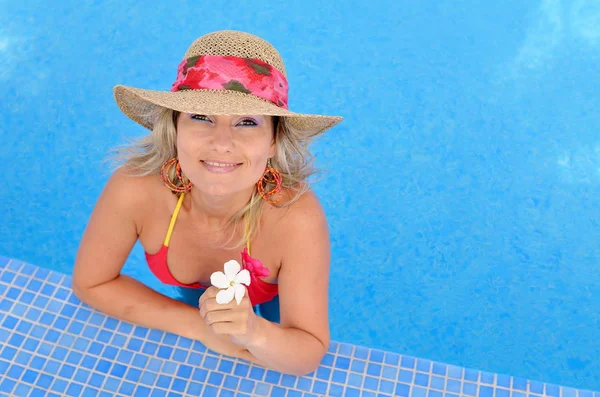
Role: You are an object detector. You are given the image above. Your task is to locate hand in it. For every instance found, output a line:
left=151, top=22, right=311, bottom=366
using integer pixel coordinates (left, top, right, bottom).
left=199, top=286, right=263, bottom=347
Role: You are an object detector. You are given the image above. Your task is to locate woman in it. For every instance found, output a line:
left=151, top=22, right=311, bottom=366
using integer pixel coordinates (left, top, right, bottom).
left=72, top=30, right=343, bottom=376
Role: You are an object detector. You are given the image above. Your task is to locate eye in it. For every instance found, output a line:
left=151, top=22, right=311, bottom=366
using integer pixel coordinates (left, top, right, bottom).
left=190, top=114, right=211, bottom=123
left=237, top=117, right=259, bottom=127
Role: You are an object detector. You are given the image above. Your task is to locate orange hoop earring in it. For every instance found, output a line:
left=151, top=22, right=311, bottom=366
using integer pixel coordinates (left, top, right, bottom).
left=257, top=159, right=282, bottom=204
left=160, top=158, right=193, bottom=193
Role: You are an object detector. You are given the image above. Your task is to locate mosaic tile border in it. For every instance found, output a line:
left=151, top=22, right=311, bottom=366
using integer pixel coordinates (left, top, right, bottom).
left=0, top=256, right=598, bottom=397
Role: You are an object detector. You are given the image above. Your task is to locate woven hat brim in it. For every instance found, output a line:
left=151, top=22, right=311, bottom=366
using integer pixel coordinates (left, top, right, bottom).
left=113, top=85, right=343, bottom=138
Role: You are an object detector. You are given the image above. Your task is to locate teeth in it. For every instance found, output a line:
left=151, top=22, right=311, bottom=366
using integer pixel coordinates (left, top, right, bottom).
left=204, top=161, right=238, bottom=167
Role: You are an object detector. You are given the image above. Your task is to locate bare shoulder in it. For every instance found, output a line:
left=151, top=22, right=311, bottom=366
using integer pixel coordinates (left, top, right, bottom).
left=270, top=186, right=329, bottom=238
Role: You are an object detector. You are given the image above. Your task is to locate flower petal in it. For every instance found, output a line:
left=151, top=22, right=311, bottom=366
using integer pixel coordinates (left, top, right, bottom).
left=234, top=284, right=246, bottom=305
left=235, top=269, right=251, bottom=286
left=216, top=287, right=235, bottom=304
left=224, top=260, right=241, bottom=281
left=210, top=271, right=229, bottom=289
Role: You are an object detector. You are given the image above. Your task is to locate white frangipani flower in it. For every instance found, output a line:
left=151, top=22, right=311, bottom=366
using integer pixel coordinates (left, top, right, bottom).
left=210, top=260, right=251, bottom=305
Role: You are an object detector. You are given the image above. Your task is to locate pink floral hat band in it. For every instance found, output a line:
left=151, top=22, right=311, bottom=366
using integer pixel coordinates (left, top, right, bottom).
left=170, top=55, right=289, bottom=109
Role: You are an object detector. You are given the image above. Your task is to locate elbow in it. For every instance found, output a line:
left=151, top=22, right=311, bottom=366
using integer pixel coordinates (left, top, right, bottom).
left=290, top=339, right=329, bottom=377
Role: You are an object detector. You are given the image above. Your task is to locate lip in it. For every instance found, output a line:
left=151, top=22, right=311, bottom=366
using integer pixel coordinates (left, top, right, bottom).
left=201, top=160, right=242, bottom=173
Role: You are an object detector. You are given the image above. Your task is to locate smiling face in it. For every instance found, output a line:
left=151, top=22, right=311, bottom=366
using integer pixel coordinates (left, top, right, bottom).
left=175, top=113, right=276, bottom=197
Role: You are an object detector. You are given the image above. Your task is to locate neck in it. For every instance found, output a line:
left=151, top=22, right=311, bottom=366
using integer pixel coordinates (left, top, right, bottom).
left=186, top=187, right=253, bottom=231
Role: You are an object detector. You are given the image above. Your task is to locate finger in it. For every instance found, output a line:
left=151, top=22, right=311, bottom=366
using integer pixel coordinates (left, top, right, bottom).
left=204, top=310, right=235, bottom=326
left=199, top=297, right=233, bottom=318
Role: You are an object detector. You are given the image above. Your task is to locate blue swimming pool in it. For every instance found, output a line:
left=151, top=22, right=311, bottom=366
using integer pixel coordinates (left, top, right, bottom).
left=2, top=0, right=600, bottom=393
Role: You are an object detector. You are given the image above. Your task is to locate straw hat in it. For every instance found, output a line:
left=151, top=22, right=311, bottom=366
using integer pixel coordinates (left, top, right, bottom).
left=113, top=30, right=343, bottom=137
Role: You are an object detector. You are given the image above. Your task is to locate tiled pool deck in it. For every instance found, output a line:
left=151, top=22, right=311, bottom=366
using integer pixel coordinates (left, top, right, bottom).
left=0, top=256, right=598, bottom=397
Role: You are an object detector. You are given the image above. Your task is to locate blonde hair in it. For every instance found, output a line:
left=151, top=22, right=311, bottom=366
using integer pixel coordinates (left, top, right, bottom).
left=109, top=107, right=317, bottom=249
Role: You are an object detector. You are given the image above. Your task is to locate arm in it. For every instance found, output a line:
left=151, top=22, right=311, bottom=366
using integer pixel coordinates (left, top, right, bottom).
left=72, top=169, right=255, bottom=361
left=245, top=190, right=331, bottom=376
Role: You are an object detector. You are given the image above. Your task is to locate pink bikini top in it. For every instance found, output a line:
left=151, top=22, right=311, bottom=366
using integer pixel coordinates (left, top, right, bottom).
left=145, top=193, right=278, bottom=306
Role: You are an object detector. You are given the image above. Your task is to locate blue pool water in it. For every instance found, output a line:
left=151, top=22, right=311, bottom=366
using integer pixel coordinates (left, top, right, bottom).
left=2, top=0, right=600, bottom=392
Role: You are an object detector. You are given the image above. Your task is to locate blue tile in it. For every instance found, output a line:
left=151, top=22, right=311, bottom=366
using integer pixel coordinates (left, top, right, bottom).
left=163, top=333, right=178, bottom=345
left=297, top=377, right=312, bottom=391
left=111, top=363, right=127, bottom=378
left=463, top=382, right=477, bottom=396
left=111, top=333, right=127, bottom=347
left=172, top=348, right=188, bottom=362
left=15, top=384, right=33, bottom=396
left=563, top=388, right=577, bottom=397
left=395, top=383, right=410, bottom=397
left=0, top=378, right=16, bottom=394
left=448, top=365, right=463, bottom=379
left=187, top=352, right=203, bottom=366
left=147, top=358, right=163, bottom=371
left=8, top=333, right=25, bottom=347
left=148, top=329, right=163, bottom=341
left=338, top=343, right=353, bottom=356
left=239, top=379, right=255, bottom=393
left=281, top=374, right=296, bottom=388
left=162, top=361, right=177, bottom=375
left=344, top=387, right=361, bottom=397
left=38, top=342, right=53, bottom=356
left=271, top=386, right=286, bottom=397
left=208, top=372, right=224, bottom=386
left=513, top=377, right=527, bottom=390
left=367, top=363, right=382, bottom=376
left=142, top=342, right=158, bottom=355
left=412, top=387, right=427, bottom=397
left=52, top=379, right=68, bottom=393
left=83, top=325, right=100, bottom=339
left=351, top=359, right=366, bottom=373
left=135, top=386, right=152, bottom=397
left=332, top=369, right=346, bottom=384
left=52, top=347, right=69, bottom=361
left=132, top=354, right=149, bottom=368
left=354, top=346, right=369, bottom=359
left=30, top=356, right=46, bottom=370
left=398, top=369, right=413, bottom=383
left=317, top=366, right=331, bottom=381
left=223, top=375, right=239, bottom=390
left=185, top=382, right=203, bottom=395
left=74, top=368, right=91, bottom=383
left=202, top=385, right=219, bottom=397
left=140, top=371, right=156, bottom=386
left=335, top=356, right=350, bottom=370
left=34, top=266, right=50, bottom=279
left=104, top=377, right=120, bottom=392
left=479, top=386, right=494, bottom=397
left=52, top=317, right=68, bottom=331
left=46, top=300, right=62, bottom=313
left=125, top=368, right=142, bottom=383
left=150, top=389, right=167, bottom=397
left=219, top=359, right=234, bottom=373
left=430, top=376, right=444, bottom=390
left=48, top=272, right=63, bottom=284
left=30, top=325, right=45, bottom=338
left=103, top=346, right=118, bottom=360
left=66, top=351, right=83, bottom=365
left=95, top=359, right=112, bottom=373
left=348, top=373, right=363, bottom=387
left=322, top=353, right=335, bottom=366
left=104, top=317, right=119, bottom=330
left=364, top=376, right=379, bottom=390
left=496, top=389, right=509, bottom=397
left=381, top=365, right=397, bottom=380
left=380, top=379, right=394, bottom=394
left=157, top=346, right=173, bottom=359
left=400, top=356, right=415, bottom=369
left=36, top=373, right=53, bottom=388
left=58, top=364, right=76, bottom=378
left=234, top=363, right=250, bottom=377
left=0, top=271, right=15, bottom=283
left=446, top=379, right=461, bottom=393
left=432, top=363, right=446, bottom=375
left=464, top=368, right=479, bottom=381
left=58, top=333, right=75, bottom=348
left=43, top=360, right=60, bottom=375
left=2, top=315, right=18, bottom=329
left=480, top=372, right=494, bottom=384
left=249, top=366, right=265, bottom=381
left=33, top=295, right=49, bottom=308
left=55, top=288, right=69, bottom=300
left=416, top=359, right=431, bottom=372
left=119, top=382, right=136, bottom=395
left=497, top=374, right=511, bottom=388
left=40, top=313, right=55, bottom=325
left=6, top=287, right=19, bottom=298
left=415, top=373, right=429, bottom=386
left=312, top=380, right=327, bottom=394
left=26, top=279, right=42, bottom=292
left=2, top=346, right=17, bottom=361
left=60, top=304, right=76, bottom=317
left=546, top=384, right=560, bottom=397
left=529, top=381, right=544, bottom=394
left=97, top=330, right=112, bottom=343
left=265, top=370, right=280, bottom=384
left=82, top=387, right=99, bottom=397
left=22, top=369, right=39, bottom=383
left=370, top=350, right=384, bottom=362
left=428, top=391, right=443, bottom=397
left=192, top=368, right=207, bottom=383
left=116, top=349, right=133, bottom=365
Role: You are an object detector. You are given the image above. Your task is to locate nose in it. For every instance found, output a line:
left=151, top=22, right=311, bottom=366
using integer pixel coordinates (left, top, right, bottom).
left=211, top=123, right=235, bottom=153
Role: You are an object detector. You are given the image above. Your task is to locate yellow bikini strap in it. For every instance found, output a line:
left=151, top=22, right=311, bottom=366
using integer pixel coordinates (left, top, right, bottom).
left=164, top=193, right=185, bottom=247
left=244, top=216, right=251, bottom=255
